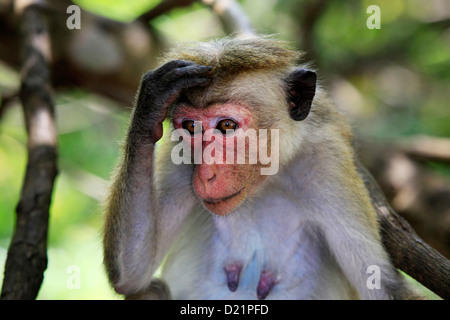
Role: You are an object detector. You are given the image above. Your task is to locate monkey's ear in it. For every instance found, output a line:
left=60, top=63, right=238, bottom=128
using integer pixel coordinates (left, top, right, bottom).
left=286, top=69, right=316, bottom=121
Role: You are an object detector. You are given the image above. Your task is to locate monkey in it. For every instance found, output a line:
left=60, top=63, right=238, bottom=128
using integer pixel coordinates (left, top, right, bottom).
left=103, top=35, right=421, bottom=300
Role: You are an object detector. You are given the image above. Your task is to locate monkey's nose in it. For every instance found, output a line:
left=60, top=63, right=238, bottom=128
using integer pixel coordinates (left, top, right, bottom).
left=200, top=173, right=217, bottom=188
left=197, top=164, right=217, bottom=186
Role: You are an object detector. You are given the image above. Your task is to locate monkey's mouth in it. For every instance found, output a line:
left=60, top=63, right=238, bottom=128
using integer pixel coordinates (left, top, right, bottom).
left=203, top=189, right=243, bottom=205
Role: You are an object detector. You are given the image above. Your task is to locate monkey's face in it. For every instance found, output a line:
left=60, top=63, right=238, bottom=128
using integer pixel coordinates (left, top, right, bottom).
left=173, top=103, right=267, bottom=216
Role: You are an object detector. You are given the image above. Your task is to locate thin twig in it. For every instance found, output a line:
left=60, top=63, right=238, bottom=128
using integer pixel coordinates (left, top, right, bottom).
left=397, top=135, right=450, bottom=164
left=0, top=91, right=19, bottom=120
left=299, top=0, right=329, bottom=59
left=202, top=0, right=254, bottom=35
left=138, top=0, right=196, bottom=22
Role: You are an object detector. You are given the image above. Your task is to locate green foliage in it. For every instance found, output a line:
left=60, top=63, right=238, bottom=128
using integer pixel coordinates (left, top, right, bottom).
left=73, top=0, right=160, bottom=22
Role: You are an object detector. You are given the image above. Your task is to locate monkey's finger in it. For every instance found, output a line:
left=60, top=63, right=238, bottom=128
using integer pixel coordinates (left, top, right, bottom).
left=156, top=67, right=212, bottom=92
left=153, top=60, right=195, bottom=76
left=160, top=77, right=212, bottom=104
left=183, top=76, right=212, bottom=89
left=166, top=65, right=213, bottom=81
left=140, top=60, right=196, bottom=86
left=153, top=60, right=212, bottom=82
left=148, top=77, right=211, bottom=114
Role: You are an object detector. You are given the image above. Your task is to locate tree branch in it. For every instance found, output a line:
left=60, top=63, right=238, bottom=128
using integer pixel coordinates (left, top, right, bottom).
left=202, top=0, right=254, bottom=35
left=0, top=0, right=166, bottom=106
left=298, top=0, right=329, bottom=59
left=397, top=135, right=450, bottom=164
left=357, top=160, right=450, bottom=299
left=1, top=0, right=58, bottom=300
left=137, top=0, right=196, bottom=22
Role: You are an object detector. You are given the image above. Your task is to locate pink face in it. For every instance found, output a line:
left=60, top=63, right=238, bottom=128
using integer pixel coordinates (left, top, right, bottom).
left=172, top=104, right=263, bottom=216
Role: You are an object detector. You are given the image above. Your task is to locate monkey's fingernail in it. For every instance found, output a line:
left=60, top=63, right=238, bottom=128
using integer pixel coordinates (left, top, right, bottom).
left=224, top=263, right=242, bottom=292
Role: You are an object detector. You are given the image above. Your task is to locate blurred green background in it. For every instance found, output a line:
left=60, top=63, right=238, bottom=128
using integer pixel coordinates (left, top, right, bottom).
left=0, top=0, right=448, bottom=299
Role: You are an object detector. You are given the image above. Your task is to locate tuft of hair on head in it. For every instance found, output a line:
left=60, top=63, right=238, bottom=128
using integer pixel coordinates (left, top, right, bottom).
left=163, top=34, right=303, bottom=78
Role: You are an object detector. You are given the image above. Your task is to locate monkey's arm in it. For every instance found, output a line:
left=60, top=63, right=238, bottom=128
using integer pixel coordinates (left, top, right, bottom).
left=321, top=209, right=407, bottom=299
left=317, top=160, right=414, bottom=299
left=103, top=61, right=211, bottom=296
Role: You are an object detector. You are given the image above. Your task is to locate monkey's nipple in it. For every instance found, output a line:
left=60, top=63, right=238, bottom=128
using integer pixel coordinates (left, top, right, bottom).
left=224, top=263, right=242, bottom=292
left=257, top=270, right=277, bottom=300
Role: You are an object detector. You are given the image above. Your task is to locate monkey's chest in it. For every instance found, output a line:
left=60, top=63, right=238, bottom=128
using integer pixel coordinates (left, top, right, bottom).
left=161, top=201, right=350, bottom=299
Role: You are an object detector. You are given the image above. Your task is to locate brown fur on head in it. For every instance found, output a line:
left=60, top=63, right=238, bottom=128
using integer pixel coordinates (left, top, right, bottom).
left=164, top=35, right=302, bottom=77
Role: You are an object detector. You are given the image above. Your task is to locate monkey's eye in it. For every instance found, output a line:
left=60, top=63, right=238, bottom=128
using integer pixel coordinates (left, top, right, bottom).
left=182, top=120, right=197, bottom=135
left=217, top=119, right=237, bottom=134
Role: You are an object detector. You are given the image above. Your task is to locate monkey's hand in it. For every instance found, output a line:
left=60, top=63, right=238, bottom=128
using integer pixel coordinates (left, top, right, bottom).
left=131, top=60, right=212, bottom=143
